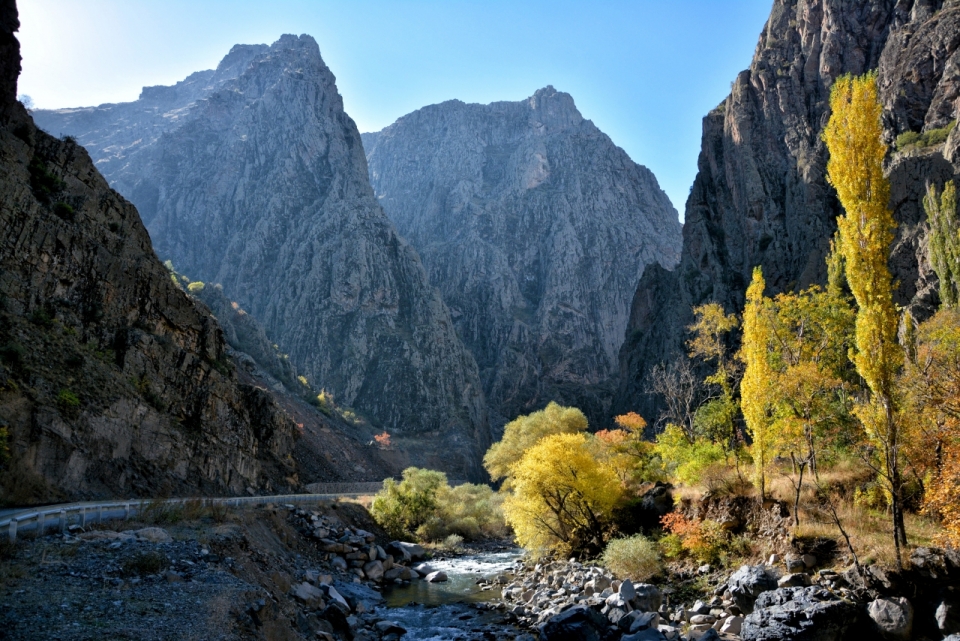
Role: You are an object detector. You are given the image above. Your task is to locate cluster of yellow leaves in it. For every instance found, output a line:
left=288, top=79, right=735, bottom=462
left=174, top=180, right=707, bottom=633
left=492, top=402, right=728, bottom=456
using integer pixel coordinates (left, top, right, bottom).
left=483, top=402, right=587, bottom=484
left=501, top=432, right=623, bottom=556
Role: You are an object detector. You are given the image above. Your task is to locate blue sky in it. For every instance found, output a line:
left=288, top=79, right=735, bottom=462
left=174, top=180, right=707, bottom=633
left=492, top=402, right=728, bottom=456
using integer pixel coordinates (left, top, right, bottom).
left=17, top=0, right=773, bottom=218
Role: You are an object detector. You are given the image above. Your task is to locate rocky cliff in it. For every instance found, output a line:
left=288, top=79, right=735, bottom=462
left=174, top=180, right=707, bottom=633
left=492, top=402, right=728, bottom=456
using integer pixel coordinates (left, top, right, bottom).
left=0, top=2, right=302, bottom=503
left=362, top=87, right=682, bottom=426
left=35, top=36, right=491, bottom=476
left=616, top=0, right=960, bottom=420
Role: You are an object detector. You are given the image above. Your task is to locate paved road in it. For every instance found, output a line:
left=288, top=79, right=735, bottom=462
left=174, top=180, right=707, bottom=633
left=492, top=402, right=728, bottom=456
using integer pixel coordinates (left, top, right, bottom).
left=1, top=492, right=368, bottom=539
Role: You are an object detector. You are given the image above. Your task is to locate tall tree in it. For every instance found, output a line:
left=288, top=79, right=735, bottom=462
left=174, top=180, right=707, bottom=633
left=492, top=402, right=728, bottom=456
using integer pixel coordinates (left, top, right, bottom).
left=823, top=71, right=907, bottom=567
left=740, top=267, right=775, bottom=498
left=925, top=180, right=959, bottom=308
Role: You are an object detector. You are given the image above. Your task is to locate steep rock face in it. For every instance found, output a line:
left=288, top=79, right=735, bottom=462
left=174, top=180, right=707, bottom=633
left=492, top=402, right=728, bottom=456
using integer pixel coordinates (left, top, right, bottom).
left=36, top=36, right=490, bottom=476
left=0, top=3, right=300, bottom=502
left=363, top=87, right=681, bottom=426
left=616, top=0, right=960, bottom=420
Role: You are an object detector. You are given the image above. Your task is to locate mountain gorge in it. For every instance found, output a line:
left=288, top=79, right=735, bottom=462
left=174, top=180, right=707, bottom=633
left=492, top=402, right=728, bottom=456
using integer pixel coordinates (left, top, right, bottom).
left=35, top=36, right=491, bottom=477
left=615, top=0, right=960, bottom=419
left=363, top=88, right=681, bottom=426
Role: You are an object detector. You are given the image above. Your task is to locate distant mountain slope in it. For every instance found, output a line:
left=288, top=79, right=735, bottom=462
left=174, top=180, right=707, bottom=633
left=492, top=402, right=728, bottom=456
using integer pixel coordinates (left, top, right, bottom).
left=615, top=0, right=960, bottom=420
left=35, top=36, right=491, bottom=477
left=0, top=3, right=301, bottom=503
left=362, top=87, right=682, bottom=426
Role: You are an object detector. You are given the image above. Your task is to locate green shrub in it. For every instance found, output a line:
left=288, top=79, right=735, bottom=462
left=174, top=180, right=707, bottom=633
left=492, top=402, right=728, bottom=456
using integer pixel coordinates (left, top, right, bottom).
left=371, top=468, right=447, bottom=540
left=56, top=389, right=80, bottom=418
left=442, top=534, right=464, bottom=551
left=52, top=202, right=74, bottom=221
left=186, top=281, right=205, bottom=293
left=28, top=157, right=65, bottom=204
left=601, top=534, right=662, bottom=581
left=371, top=469, right=507, bottom=542
left=30, top=308, right=53, bottom=327
left=897, top=120, right=957, bottom=150
left=896, top=130, right=921, bottom=149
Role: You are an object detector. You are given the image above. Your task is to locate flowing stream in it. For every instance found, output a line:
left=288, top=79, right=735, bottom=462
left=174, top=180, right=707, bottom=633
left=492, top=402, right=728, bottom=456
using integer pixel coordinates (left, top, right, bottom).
left=377, top=549, right=526, bottom=640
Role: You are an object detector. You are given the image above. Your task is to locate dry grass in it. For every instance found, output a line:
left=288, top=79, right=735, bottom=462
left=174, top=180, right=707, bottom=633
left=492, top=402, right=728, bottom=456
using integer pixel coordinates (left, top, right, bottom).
left=767, top=458, right=941, bottom=568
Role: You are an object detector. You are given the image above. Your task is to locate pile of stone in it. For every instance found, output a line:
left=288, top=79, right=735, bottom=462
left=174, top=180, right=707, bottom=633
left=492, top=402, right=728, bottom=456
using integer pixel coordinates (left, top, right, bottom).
left=288, top=506, right=438, bottom=584
left=497, top=551, right=936, bottom=641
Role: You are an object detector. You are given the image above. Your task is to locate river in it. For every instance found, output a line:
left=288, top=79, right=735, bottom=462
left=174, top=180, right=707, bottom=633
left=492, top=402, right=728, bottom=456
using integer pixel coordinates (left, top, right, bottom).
left=376, top=549, right=529, bottom=640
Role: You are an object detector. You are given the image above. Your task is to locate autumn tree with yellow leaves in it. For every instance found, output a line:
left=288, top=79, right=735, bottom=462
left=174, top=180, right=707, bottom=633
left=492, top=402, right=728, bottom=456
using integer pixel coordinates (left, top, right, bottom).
left=501, top=432, right=624, bottom=557
left=824, top=71, right=908, bottom=566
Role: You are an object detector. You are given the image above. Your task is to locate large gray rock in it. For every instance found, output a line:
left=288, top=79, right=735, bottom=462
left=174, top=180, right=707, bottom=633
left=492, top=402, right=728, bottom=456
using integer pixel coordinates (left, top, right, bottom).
left=741, top=586, right=858, bottom=641
left=33, top=35, right=491, bottom=477
left=867, top=597, right=913, bottom=641
left=615, top=0, right=960, bottom=421
left=539, top=605, right=609, bottom=641
left=631, top=583, right=663, bottom=613
left=363, top=87, right=681, bottom=426
left=727, top=565, right=778, bottom=614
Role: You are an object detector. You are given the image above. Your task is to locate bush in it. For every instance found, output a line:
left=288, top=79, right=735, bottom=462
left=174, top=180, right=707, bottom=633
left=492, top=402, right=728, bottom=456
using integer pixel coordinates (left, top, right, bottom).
left=601, top=535, right=662, bottom=581
left=371, top=469, right=507, bottom=543
left=56, top=389, right=80, bottom=419
left=186, top=281, right=205, bottom=293
left=896, top=130, right=921, bottom=149
left=659, top=512, right=749, bottom=565
left=371, top=468, right=448, bottom=540
left=897, top=120, right=956, bottom=150
left=654, top=424, right=727, bottom=486
left=53, top=202, right=75, bottom=221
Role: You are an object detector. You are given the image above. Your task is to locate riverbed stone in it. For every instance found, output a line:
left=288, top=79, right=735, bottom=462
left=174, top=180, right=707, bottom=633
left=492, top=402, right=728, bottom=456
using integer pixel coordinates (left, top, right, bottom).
left=742, top=586, right=857, bottom=641
left=631, top=584, right=662, bottom=613
left=425, top=571, right=448, bottom=583
left=868, top=596, right=913, bottom=640
left=619, top=578, right=636, bottom=601
left=539, top=605, right=608, bottom=641
left=362, top=560, right=383, bottom=581
left=727, top=565, right=778, bottom=614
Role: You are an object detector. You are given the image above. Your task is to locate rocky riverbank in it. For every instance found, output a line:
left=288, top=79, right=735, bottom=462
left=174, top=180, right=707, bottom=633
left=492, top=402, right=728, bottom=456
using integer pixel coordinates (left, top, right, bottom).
left=492, top=547, right=960, bottom=641
left=0, top=501, right=521, bottom=640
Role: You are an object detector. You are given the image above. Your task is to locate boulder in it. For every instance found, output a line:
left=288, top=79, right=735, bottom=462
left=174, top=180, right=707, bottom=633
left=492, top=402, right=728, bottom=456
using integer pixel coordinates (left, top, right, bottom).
left=293, top=582, right=326, bottom=609
left=362, top=560, right=384, bottom=581
left=324, top=586, right=350, bottom=611
left=741, top=586, right=858, bottom=641
left=689, top=630, right=720, bottom=641
left=619, top=578, right=637, bottom=601
left=937, top=596, right=960, bottom=634
left=375, top=620, right=407, bottom=636
left=867, top=597, right=913, bottom=641
left=425, top=571, right=448, bottom=583
left=727, top=565, right=778, bottom=614
left=631, top=583, right=663, bottom=613
left=777, top=573, right=811, bottom=588
left=720, top=615, right=743, bottom=635
left=386, top=541, right=426, bottom=562
left=132, top=527, right=172, bottom=543
left=629, top=611, right=660, bottom=632
left=539, top=605, right=608, bottom=641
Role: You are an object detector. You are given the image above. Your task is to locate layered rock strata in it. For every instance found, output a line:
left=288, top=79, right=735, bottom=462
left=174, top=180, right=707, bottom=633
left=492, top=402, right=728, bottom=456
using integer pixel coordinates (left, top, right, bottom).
left=363, top=87, right=681, bottom=426
left=35, top=36, right=490, bottom=476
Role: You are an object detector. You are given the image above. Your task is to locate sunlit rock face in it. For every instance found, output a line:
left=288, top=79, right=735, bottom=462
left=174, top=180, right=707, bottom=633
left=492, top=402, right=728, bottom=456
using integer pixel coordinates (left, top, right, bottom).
left=35, top=35, right=491, bottom=477
left=363, top=87, right=682, bottom=427
left=615, top=0, right=960, bottom=421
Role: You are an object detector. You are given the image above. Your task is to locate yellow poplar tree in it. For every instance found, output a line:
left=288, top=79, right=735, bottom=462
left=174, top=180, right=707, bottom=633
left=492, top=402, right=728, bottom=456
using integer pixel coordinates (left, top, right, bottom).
left=824, top=71, right=907, bottom=566
left=740, top=266, right=776, bottom=497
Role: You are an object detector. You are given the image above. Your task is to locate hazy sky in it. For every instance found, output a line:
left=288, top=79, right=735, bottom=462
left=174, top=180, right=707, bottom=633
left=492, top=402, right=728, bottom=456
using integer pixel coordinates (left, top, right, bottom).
left=16, top=0, right=773, bottom=217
